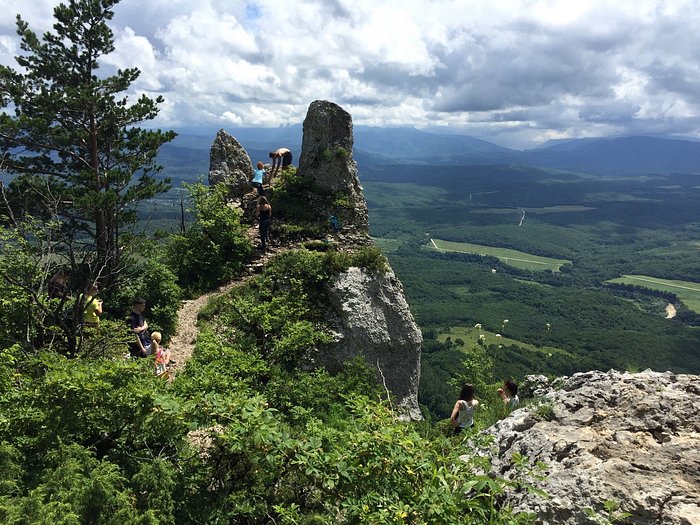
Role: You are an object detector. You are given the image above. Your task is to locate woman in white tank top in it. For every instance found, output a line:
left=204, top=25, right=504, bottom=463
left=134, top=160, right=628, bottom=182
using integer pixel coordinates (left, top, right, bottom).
left=450, top=383, right=479, bottom=434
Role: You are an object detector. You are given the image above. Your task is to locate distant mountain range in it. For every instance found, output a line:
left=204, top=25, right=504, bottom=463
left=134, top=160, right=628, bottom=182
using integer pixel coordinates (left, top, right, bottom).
left=161, top=126, right=700, bottom=177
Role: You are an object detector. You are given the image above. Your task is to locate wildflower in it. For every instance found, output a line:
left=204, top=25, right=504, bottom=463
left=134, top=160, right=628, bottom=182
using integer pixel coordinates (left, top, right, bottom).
left=546, top=323, right=551, bottom=330
left=498, top=344, right=503, bottom=349
left=547, top=353, right=553, bottom=357
left=478, top=334, right=486, bottom=341
left=496, top=334, right=502, bottom=338
left=503, top=319, right=509, bottom=324
left=474, top=323, right=482, bottom=329
left=491, top=268, right=497, bottom=273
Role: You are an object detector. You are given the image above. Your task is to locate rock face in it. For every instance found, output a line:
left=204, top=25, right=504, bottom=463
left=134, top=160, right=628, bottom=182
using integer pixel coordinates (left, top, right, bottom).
left=319, top=267, right=423, bottom=421
left=481, top=370, right=700, bottom=525
left=208, top=129, right=253, bottom=198
left=298, top=100, right=369, bottom=232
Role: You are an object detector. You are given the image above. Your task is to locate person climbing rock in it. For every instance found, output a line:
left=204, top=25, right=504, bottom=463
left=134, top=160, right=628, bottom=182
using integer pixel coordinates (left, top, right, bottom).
left=251, top=161, right=265, bottom=196
left=269, top=147, right=292, bottom=177
left=256, top=196, right=272, bottom=252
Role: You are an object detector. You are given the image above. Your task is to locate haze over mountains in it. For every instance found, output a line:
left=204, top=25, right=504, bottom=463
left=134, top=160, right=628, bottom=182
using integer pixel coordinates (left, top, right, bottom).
left=162, top=126, right=700, bottom=176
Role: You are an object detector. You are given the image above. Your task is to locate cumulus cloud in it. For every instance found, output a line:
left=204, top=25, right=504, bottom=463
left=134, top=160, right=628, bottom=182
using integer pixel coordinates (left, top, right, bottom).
left=1, top=0, right=700, bottom=148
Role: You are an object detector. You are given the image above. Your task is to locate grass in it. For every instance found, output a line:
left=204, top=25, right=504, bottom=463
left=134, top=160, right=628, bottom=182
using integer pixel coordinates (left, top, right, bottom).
left=428, top=238, right=571, bottom=272
left=372, top=237, right=402, bottom=253
left=437, top=325, right=571, bottom=357
left=607, top=274, right=700, bottom=313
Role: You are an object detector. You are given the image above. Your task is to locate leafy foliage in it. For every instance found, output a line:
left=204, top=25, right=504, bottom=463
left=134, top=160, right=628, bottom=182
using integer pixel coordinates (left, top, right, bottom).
left=0, top=0, right=175, bottom=282
left=165, top=182, right=251, bottom=293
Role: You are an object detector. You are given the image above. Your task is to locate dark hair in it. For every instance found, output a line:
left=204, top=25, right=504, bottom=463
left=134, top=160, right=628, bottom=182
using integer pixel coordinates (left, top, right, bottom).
left=268, top=151, right=274, bottom=158
left=504, top=379, right=518, bottom=396
left=458, top=383, right=475, bottom=401
left=258, top=196, right=269, bottom=205
left=133, top=298, right=146, bottom=305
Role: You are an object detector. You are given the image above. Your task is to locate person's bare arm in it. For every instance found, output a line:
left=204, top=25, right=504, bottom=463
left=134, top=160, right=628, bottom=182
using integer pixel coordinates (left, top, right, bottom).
left=450, top=400, right=461, bottom=427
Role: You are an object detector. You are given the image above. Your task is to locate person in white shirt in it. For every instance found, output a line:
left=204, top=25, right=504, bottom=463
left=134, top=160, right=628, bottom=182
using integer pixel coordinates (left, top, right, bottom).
left=450, top=383, right=479, bottom=434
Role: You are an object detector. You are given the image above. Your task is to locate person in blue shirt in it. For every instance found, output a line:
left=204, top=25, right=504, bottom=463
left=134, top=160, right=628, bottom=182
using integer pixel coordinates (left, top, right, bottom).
left=252, top=161, right=265, bottom=196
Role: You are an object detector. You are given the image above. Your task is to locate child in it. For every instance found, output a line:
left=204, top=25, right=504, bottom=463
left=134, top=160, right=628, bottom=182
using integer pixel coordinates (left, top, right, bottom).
left=450, top=383, right=479, bottom=434
left=498, top=379, right=519, bottom=407
left=151, top=332, right=172, bottom=376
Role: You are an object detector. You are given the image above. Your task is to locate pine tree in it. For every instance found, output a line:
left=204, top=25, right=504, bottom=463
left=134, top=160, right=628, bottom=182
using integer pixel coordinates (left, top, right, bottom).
left=0, top=0, right=175, bottom=283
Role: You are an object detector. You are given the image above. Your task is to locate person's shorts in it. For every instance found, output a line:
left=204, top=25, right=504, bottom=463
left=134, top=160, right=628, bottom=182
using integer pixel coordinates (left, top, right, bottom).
left=282, top=151, right=293, bottom=168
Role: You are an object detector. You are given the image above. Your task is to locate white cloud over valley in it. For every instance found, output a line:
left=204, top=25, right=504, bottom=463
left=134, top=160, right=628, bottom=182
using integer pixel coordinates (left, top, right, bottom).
left=1, top=0, right=700, bottom=148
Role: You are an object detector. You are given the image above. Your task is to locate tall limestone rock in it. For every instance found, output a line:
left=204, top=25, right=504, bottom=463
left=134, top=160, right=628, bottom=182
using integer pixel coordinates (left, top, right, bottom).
left=206, top=101, right=423, bottom=419
left=472, top=370, right=700, bottom=524
left=208, top=129, right=253, bottom=200
left=297, top=100, right=421, bottom=420
left=298, top=100, right=369, bottom=232
left=320, top=267, right=423, bottom=421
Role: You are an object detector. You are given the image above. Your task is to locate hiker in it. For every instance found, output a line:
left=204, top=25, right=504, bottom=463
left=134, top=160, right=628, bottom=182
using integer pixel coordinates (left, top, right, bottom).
left=256, top=196, right=272, bottom=252
left=329, top=215, right=341, bottom=233
left=251, top=161, right=265, bottom=196
left=269, top=147, right=292, bottom=177
left=450, top=383, right=479, bottom=434
left=48, top=268, right=70, bottom=300
left=497, top=379, right=519, bottom=407
left=128, top=298, right=151, bottom=358
left=80, top=283, right=103, bottom=327
left=151, top=331, right=172, bottom=375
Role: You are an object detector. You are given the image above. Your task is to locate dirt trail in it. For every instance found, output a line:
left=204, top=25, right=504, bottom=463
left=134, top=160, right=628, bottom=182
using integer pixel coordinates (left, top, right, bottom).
left=167, top=226, right=288, bottom=375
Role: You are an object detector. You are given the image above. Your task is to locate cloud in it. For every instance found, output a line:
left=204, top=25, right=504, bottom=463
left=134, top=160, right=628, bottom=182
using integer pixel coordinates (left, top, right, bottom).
left=1, top=0, right=700, bottom=148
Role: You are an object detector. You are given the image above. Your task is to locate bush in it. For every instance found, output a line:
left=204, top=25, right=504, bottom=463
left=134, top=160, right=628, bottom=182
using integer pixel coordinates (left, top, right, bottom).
left=166, top=183, right=252, bottom=293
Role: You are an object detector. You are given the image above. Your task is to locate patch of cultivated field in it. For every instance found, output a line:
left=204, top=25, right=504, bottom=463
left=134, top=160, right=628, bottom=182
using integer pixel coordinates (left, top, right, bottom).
left=607, top=275, right=700, bottom=313
left=429, top=238, right=571, bottom=272
left=437, top=326, right=570, bottom=357
left=372, top=237, right=402, bottom=253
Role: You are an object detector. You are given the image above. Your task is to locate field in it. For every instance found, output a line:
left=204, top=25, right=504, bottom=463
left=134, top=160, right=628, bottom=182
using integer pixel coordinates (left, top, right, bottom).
left=607, top=275, right=700, bottom=313
left=428, top=238, right=571, bottom=271
left=437, top=325, right=570, bottom=357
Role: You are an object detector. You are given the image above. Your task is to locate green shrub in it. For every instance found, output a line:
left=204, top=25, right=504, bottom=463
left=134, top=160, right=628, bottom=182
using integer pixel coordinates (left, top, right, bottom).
left=166, top=182, right=252, bottom=293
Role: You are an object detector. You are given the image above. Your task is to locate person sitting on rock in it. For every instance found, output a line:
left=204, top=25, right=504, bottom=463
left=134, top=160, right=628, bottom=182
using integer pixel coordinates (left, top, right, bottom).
left=498, top=379, right=519, bottom=407
left=450, top=383, right=479, bottom=434
left=269, top=147, right=292, bottom=177
left=251, top=161, right=265, bottom=196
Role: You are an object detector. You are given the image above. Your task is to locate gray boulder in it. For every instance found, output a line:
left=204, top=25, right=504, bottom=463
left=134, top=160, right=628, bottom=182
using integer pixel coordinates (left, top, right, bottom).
left=208, top=129, right=253, bottom=199
left=478, top=370, right=700, bottom=524
left=318, top=266, right=422, bottom=420
left=298, top=100, right=369, bottom=232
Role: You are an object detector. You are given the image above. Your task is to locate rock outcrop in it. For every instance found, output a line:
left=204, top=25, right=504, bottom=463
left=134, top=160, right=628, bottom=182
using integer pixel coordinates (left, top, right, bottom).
left=208, top=129, right=253, bottom=199
left=298, top=100, right=369, bottom=232
left=476, top=370, right=700, bottom=525
left=207, top=101, right=423, bottom=421
left=319, top=267, right=423, bottom=420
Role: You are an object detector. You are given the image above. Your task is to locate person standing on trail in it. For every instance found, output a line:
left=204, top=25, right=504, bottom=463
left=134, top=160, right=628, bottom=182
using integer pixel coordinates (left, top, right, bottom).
left=251, top=161, right=265, bottom=196
left=269, top=147, right=292, bottom=177
left=151, top=331, right=172, bottom=375
left=256, top=196, right=272, bottom=252
left=128, top=298, right=151, bottom=358
left=80, top=283, right=103, bottom=328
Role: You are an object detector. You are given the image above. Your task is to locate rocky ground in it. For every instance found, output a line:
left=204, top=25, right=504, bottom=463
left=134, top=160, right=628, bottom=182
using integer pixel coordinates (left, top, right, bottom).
left=468, top=370, right=700, bottom=525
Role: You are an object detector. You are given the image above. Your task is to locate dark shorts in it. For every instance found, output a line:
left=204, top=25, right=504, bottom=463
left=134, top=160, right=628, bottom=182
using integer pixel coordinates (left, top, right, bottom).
left=282, top=151, right=292, bottom=168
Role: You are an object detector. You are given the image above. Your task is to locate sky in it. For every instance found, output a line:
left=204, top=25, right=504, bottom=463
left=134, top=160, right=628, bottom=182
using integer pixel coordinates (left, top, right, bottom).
left=1, top=0, right=700, bottom=149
